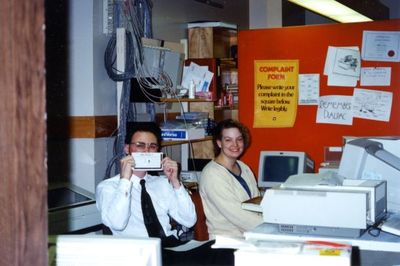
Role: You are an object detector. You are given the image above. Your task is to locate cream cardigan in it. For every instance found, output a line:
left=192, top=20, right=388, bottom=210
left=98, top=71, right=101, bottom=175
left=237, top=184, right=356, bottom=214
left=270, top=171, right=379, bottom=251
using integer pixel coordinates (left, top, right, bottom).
left=199, top=160, right=263, bottom=239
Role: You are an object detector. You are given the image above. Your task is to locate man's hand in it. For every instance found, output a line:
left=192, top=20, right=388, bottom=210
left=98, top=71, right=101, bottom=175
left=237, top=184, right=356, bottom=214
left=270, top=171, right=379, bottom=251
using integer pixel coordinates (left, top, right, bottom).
left=120, top=154, right=133, bottom=180
left=162, top=157, right=180, bottom=188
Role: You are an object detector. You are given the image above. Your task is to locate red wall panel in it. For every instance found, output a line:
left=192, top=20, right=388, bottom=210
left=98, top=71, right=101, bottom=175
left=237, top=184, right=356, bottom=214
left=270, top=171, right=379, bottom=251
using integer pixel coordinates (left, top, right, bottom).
left=238, top=19, right=400, bottom=174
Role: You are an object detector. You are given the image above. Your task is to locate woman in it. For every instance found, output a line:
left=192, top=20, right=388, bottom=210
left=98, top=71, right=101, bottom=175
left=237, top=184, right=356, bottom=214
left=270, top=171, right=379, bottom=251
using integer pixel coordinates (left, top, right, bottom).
left=199, top=119, right=263, bottom=239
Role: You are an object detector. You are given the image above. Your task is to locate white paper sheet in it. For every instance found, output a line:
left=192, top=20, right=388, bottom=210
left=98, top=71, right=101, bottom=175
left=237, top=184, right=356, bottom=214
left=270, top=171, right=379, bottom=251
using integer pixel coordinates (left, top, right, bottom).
left=360, top=67, right=391, bottom=86
left=181, top=62, right=214, bottom=92
left=164, top=240, right=214, bottom=252
left=324, top=46, right=359, bottom=87
left=332, top=48, right=361, bottom=77
left=316, top=95, right=353, bottom=125
left=298, top=74, right=319, bottom=105
left=362, top=31, right=400, bottom=62
left=352, top=88, right=393, bottom=122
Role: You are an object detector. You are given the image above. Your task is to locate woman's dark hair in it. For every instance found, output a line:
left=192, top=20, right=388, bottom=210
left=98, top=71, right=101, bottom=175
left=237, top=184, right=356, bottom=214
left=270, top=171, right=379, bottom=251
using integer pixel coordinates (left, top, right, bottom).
left=212, top=119, right=250, bottom=156
left=125, top=122, right=162, bottom=151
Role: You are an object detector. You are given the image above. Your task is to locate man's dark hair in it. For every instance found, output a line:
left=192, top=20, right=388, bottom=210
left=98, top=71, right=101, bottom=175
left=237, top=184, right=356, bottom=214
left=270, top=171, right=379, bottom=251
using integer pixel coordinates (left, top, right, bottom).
left=125, top=122, right=162, bottom=151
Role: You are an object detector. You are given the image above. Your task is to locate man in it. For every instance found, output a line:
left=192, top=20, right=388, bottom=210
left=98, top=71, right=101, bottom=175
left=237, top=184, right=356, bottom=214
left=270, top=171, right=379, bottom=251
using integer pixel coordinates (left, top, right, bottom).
left=96, top=122, right=234, bottom=265
left=96, top=122, right=196, bottom=246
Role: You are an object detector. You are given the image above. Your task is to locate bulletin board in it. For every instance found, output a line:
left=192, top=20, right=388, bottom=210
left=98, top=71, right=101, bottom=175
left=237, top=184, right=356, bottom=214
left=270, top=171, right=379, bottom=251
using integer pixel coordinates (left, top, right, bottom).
left=238, top=19, right=400, bottom=173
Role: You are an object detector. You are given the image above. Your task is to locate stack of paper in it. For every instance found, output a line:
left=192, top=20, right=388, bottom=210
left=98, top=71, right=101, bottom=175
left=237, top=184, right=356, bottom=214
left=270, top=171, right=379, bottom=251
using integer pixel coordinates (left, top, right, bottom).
left=234, top=240, right=351, bottom=266
left=181, top=62, right=214, bottom=94
left=380, top=213, right=400, bottom=236
left=241, top=196, right=263, bottom=213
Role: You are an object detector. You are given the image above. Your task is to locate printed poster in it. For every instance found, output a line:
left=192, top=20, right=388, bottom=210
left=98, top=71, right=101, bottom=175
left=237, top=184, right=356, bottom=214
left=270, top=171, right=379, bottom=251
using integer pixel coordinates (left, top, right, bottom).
left=254, top=60, right=299, bottom=128
left=298, top=74, right=319, bottom=105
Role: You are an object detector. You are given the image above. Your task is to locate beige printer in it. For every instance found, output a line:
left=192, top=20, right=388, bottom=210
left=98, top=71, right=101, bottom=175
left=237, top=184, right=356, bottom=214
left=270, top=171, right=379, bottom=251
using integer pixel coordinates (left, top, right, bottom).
left=260, top=172, right=387, bottom=238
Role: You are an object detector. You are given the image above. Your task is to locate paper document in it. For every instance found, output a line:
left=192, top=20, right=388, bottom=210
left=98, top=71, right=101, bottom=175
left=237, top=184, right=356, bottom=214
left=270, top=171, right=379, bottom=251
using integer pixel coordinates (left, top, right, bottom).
left=212, top=235, right=255, bottom=250
left=332, top=48, right=361, bottom=77
left=352, top=88, right=392, bottom=122
left=360, top=67, right=391, bottom=86
left=324, top=46, right=359, bottom=87
left=298, top=74, right=319, bottom=105
left=380, top=213, right=400, bottom=236
left=235, top=239, right=351, bottom=266
left=181, top=62, right=214, bottom=93
left=241, top=196, right=263, bottom=213
left=362, top=31, right=400, bottom=62
left=316, top=95, right=353, bottom=125
left=164, top=240, right=213, bottom=252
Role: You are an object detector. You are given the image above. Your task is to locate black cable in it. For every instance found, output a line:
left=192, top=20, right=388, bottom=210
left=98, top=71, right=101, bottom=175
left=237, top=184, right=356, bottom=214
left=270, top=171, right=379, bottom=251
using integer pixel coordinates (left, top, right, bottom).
left=367, top=226, right=381, bottom=237
left=104, top=28, right=135, bottom=178
left=104, top=30, right=136, bottom=82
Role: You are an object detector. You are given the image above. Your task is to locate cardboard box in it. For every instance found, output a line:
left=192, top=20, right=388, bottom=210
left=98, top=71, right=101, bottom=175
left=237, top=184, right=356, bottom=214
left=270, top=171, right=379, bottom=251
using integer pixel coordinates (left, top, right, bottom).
left=188, top=27, right=237, bottom=58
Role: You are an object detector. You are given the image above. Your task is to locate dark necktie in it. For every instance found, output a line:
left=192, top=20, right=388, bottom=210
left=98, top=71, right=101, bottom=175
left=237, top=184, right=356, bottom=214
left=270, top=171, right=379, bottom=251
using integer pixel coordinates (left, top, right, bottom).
left=140, top=179, right=166, bottom=238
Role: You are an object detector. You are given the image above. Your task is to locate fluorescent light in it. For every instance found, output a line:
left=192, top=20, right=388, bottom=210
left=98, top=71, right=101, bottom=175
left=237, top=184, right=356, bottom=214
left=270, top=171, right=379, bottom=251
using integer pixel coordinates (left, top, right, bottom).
left=288, top=0, right=373, bottom=23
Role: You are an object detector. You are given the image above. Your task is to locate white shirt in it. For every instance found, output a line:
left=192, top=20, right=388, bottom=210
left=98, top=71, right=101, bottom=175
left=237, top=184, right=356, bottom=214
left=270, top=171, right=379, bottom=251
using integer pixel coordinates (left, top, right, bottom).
left=96, top=174, right=197, bottom=238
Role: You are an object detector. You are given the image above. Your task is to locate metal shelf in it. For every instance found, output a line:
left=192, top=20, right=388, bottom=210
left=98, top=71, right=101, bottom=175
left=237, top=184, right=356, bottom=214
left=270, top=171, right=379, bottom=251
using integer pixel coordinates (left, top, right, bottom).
left=160, top=98, right=215, bottom=103
left=161, top=136, right=213, bottom=147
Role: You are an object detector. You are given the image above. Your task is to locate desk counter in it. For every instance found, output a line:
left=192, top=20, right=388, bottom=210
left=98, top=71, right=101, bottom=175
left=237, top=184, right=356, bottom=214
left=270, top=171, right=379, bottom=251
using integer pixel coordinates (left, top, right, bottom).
left=245, top=223, right=400, bottom=252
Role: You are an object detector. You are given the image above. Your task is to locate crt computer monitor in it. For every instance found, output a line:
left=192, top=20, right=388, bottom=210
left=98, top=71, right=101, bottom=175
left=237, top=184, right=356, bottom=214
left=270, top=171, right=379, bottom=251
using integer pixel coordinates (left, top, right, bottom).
left=258, top=151, right=315, bottom=188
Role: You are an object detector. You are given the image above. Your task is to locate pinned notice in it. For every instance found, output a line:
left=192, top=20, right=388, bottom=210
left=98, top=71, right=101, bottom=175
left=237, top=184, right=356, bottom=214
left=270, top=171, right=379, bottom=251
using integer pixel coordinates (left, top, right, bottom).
left=298, top=74, right=319, bottom=105
left=324, top=46, right=360, bottom=87
left=317, top=95, right=353, bottom=125
left=352, top=88, right=392, bottom=122
left=360, top=67, right=391, bottom=86
left=362, top=31, right=400, bottom=62
left=254, top=60, right=299, bottom=128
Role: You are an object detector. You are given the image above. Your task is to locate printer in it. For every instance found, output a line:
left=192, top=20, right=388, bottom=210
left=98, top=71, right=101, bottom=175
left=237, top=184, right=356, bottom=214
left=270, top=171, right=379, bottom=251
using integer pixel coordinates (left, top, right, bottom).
left=260, top=172, right=387, bottom=238
left=338, top=138, right=400, bottom=213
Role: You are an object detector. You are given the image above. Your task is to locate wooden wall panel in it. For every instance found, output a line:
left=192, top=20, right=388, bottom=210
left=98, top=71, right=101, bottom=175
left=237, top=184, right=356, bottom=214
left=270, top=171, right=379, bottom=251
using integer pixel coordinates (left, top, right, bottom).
left=238, top=19, right=400, bottom=173
left=48, top=115, right=118, bottom=139
left=0, top=0, right=47, bottom=265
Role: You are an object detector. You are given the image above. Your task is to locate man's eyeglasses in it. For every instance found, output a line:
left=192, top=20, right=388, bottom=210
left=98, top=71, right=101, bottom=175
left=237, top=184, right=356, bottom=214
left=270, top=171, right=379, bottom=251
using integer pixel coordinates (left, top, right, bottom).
left=130, top=141, right=159, bottom=151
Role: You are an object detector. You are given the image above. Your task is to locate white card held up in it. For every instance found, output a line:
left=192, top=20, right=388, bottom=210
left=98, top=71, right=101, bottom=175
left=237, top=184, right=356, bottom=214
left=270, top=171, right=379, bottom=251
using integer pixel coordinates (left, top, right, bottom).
left=132, top=152, right=163, bottom=171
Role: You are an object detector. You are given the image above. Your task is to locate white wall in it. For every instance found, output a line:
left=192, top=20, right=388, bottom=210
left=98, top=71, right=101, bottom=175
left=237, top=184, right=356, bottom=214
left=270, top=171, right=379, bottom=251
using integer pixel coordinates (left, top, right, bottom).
left=68, top=0, right=116, bottom=116
left=69, top=138, right=115, bottom=192
left=151, top=0, right=248, bottom=41
left=249, top=0, right=282, bottom=29
left=65, top=0, right=116, bottom=193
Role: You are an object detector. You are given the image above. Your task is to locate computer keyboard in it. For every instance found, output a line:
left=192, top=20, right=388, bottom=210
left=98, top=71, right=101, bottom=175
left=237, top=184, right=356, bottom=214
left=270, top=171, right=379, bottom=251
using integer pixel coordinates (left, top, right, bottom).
left=380, top=213, right=400, bottom=236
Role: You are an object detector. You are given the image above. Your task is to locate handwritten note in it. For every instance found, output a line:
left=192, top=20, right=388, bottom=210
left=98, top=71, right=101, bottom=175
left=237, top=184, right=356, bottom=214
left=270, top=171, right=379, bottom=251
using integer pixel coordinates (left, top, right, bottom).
left=352, top=88, right=392, bottom=122
left=316, top=95, right=353, bottom=125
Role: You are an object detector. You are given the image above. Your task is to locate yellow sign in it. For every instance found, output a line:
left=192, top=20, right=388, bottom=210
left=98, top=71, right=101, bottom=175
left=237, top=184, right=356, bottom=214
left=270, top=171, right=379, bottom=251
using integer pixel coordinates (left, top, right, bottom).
left=254, top=60, right=299, bottom=128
